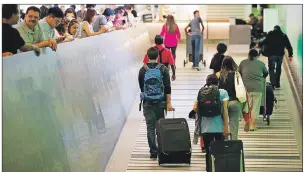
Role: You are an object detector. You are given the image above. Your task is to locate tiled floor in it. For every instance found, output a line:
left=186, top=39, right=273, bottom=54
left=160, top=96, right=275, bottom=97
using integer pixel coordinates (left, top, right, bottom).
left=107, top=43, right=303, bottom=172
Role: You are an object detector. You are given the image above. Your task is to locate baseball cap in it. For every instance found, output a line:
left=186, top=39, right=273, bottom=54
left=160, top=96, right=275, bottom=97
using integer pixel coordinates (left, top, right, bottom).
left=103, top=8, right=114, bottom=16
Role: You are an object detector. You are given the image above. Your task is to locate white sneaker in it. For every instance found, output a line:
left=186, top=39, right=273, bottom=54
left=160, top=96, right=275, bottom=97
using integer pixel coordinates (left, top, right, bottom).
left=195, top=67, right=201, bottom=71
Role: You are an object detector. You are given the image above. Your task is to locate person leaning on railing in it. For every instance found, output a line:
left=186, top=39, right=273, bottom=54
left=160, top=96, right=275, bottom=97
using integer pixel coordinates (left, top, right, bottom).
left=15, top=6, right=57, bottom=51
left=81, top=9, right=103, bottom=38
left=2, top=4, right=40, bottom=58
left=93, top=8, right=117, bottom=34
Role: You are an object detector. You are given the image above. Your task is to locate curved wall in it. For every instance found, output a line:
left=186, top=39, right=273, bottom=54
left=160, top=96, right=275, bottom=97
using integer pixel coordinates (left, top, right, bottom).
left=3, top=24, right=151, bottom=172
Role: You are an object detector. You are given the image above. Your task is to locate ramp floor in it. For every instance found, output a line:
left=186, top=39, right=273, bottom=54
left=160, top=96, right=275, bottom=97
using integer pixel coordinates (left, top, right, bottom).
left=107, top=44, right=302, bottom=172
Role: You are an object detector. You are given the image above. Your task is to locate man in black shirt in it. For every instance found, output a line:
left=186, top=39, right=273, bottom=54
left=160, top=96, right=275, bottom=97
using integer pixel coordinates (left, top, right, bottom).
left=2, top=4, right=40, bottom=58
left=138, top=47, right=174, bottom=159
left=209, top=43, right=227, bottom=73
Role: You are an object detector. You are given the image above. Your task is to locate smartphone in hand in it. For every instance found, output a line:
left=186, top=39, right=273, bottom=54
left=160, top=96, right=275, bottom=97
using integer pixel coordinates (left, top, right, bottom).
left=56, top=36, right=66, bottom=43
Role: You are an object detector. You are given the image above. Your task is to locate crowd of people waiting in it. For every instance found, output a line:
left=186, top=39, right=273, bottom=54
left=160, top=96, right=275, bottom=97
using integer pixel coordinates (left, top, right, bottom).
left=2, top=4, right=138, bottom=58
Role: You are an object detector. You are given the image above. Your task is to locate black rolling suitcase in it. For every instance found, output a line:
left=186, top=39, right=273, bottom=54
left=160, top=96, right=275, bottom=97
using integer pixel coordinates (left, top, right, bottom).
left=260, top=80, right=277, bottom=125
left=156, top=112, right=192, bottom=165
left=209, top=140, right=245, bottom=172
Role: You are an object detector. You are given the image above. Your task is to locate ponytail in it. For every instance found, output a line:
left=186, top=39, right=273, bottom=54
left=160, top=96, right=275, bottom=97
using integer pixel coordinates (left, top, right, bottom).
left=248, top=49, right=258, bottom=61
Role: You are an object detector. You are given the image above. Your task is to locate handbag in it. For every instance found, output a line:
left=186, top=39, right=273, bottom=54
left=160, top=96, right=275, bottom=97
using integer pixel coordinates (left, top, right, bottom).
left=234, top=71, right=246, bottom=103
left=242, top=88, right=251, bottom=132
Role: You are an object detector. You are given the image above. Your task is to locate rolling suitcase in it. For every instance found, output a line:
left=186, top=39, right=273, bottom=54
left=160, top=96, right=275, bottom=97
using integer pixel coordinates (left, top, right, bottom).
left=209, top=140, right=245, bottom=172
left=259, top=79, right=277, bottom=125
left=156, top=111, right=192, bottom=165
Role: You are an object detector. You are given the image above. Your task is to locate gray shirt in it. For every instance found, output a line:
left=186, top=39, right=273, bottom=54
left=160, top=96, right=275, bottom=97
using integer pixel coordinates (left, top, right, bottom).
left=238, top=58, right=268, bottom=92
left=188, top=16, right=203, bottom=35
left=93, top=15, right=107, bottom=32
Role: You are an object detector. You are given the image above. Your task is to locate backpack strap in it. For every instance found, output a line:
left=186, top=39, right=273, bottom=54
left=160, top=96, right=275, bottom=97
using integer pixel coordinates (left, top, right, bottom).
left=155, top=46, right=165, bottom=64
left=143, top=64, right=150, bottom=71
left=155, top=63, right=163, bottom=69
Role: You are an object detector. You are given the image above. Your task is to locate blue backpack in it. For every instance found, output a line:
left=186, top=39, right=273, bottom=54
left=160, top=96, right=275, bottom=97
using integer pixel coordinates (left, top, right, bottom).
left=143, top=64, right=164, bottom=101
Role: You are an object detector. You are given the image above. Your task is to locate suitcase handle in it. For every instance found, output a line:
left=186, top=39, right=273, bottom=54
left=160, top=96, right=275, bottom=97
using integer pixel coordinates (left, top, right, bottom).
left=165, top=110, right=175, bottom=119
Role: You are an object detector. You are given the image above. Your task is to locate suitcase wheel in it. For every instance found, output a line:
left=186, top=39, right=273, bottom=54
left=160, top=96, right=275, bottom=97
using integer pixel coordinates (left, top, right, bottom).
left=183, top=60, right=186, bottom=67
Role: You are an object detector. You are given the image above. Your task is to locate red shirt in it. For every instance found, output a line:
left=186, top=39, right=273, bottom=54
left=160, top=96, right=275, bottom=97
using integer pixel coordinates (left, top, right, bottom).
left=143, top=45, right=175, bottom=65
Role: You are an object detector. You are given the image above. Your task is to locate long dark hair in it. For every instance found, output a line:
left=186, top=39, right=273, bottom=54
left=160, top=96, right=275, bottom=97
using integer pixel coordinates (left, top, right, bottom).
left=83, top=9, right=96, bottom=23
left=64, top=8, right=76, bottom=18
left=220, top=56, right=238, bottom=83
left=248, top=49, right=258, bottom=60
left=165, top=15, right=177, bottom=34
left=68, top=19, right=79, bottom=35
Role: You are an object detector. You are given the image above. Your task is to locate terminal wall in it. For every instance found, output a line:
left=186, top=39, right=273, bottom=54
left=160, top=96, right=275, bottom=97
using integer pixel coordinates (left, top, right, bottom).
left=3, top=24, right=150, bottom=172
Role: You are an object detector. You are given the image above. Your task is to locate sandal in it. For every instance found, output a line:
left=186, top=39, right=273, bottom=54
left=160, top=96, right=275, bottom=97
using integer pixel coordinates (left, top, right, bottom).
left=250, top=128, right=257, bottom=131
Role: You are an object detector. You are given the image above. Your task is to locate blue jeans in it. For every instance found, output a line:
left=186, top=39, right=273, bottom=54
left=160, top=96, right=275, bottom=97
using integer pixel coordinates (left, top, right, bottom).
left=191, top=35, right=202, bottom=67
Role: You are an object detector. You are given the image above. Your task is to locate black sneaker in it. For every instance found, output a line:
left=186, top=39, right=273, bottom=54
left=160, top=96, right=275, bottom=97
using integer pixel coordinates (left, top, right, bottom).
left=150, top=153, right=157, bottom=159
left=276, top=83, right=280, bottom=88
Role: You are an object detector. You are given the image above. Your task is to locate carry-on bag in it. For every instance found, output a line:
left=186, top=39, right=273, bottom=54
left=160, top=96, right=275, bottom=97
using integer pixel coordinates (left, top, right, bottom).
left=156, top=111, right=192, bottom=165
left=209, top=140, right=245, bottom=172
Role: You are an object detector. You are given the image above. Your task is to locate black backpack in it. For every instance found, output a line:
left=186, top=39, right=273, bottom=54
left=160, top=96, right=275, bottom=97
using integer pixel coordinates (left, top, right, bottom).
left=155, top=46, right=168, bottom=67
left=197, top=85, right=221, bottom=117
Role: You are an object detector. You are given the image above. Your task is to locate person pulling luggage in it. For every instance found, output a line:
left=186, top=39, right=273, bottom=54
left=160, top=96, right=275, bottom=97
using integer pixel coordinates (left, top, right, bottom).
left=184, top=10, right=205, bottom=71
left=192, top=74, right=229, bottom=172
left=138, top=47, right=175, bottom=159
